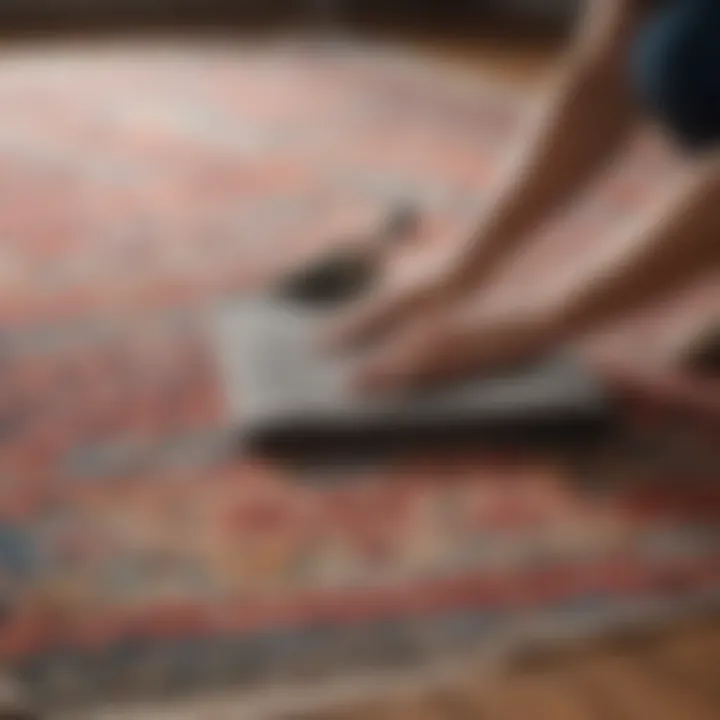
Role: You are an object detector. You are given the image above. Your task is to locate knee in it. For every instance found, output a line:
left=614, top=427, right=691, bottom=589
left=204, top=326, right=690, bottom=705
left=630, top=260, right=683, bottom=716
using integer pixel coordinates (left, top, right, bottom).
left=631, top=1, right=720, bottom=148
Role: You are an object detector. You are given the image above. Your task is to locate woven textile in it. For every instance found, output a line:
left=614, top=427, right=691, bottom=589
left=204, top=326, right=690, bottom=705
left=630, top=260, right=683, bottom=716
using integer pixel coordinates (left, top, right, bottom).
left=0, top=40, right=717, bottom=713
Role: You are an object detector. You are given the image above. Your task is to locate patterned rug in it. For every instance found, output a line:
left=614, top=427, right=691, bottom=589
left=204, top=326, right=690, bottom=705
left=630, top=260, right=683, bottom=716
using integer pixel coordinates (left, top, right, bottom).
left=0, top=38, right=718, bottom=716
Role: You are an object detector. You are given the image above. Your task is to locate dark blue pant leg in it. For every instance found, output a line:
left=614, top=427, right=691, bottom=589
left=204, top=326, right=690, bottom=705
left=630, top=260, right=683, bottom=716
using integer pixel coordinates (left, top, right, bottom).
left=631, top=0, right=720, bottom=149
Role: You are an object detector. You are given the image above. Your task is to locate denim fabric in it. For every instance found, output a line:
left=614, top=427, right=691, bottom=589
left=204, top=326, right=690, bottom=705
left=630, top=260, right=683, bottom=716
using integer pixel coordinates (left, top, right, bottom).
left=632, top=0, right=720, bottom=148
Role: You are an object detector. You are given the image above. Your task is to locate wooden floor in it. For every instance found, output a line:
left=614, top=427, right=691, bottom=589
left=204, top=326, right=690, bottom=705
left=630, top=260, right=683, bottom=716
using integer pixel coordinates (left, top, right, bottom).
left=303, top=615, right=720, bottom=720
left=392, top=32, right=562, bottom=87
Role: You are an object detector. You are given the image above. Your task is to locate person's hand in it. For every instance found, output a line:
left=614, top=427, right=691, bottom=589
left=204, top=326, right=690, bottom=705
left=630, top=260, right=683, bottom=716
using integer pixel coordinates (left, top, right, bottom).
left=353, top=297, right=564, bottom=393
left=326, top=250, right=465, bottom=351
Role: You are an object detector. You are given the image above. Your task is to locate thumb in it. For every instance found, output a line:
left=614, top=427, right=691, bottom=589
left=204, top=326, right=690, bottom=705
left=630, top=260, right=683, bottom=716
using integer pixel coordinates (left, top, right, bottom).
left=325, top=285, right=425, bottom=351
left=355, top=322, right=461, bottom=393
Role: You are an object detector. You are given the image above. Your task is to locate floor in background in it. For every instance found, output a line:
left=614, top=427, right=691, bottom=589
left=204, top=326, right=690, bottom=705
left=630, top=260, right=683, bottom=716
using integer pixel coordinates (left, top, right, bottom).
left=0, top=34, right=717, bottom=717
left=381, top=31, right=563, bottom=86
left=306, top=614, right=720, bottom=720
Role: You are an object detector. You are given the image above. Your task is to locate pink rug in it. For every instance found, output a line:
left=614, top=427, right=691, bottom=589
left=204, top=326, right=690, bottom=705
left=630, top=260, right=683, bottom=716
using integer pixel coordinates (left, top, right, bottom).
left=0, top=39, right=717, bottom=713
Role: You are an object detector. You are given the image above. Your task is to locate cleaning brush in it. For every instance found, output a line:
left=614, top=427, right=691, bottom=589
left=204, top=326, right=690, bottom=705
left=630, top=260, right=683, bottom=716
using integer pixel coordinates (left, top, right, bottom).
left=274, top=203, right=420, bottom=306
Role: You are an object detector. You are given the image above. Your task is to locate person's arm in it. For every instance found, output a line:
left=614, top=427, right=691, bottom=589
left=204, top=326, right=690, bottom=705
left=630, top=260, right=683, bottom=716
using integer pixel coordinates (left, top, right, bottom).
left=331, top=0, right=647, bottom=348
left=357, top=156, right=720, bottom=392
left=550, top=156, right=720, bottom=337
left=453, top=0, right=645, bottom=286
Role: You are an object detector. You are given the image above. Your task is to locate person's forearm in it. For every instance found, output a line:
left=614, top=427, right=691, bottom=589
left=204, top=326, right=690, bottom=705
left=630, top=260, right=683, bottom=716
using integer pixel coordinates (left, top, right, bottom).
left=550, top=158, right=720, bottom=338
left=452, top=0, right=643, bottom=287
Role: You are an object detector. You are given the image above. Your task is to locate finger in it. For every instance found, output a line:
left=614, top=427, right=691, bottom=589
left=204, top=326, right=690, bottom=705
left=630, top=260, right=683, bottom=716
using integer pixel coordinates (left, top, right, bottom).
left=325, top=287, right=421, bottom=351
left=356, top=322, right=482, bottom=393
left=356, top=310, right=549, bottom=393
left=325, top=252, right=454, bottom=351
left=354, top=336, right=425, bottom=394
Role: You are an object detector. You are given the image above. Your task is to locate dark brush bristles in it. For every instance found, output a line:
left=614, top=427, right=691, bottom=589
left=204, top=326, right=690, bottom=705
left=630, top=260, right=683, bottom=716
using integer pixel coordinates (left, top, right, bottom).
left=382, top=203, right=421, bottom=246
left=274, top=203, right=421, bottom=306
